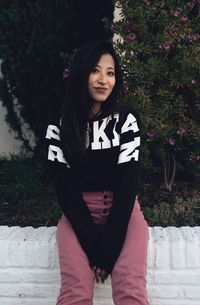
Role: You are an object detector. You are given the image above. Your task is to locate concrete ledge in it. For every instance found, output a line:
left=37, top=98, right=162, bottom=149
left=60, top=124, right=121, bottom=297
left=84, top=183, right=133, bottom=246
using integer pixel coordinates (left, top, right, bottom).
left=0, top=226, right=200, bottom=305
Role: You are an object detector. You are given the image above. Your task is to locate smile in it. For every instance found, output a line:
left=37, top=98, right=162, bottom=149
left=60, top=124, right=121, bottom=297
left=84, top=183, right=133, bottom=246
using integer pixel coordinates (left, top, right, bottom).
left=94, top=87, right=108, bottom=93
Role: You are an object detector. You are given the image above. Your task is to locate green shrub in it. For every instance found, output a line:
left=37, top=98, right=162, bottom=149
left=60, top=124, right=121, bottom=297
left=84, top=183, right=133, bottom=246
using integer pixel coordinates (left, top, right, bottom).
left=113, top=0, right=200, bottom=190
left=0, top=155, right=60, bottom=227
left=143, top=196, right=200, bottom=226
left=0, top=0, right=114, bottom=154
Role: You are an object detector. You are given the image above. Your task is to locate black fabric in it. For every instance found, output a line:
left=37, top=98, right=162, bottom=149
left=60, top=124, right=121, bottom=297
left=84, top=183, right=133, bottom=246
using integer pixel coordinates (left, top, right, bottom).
left=45, top=104, right=141, bottom=273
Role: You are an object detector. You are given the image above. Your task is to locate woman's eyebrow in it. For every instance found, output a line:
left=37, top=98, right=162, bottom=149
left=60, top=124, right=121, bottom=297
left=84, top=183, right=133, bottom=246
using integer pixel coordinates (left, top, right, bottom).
left=96, top=64, right=115, bottom=70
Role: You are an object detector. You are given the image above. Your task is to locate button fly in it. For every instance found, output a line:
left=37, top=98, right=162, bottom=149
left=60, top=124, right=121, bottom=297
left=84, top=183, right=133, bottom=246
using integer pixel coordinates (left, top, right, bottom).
left=104, top=200, right=111, bottom=206
left=102, top=208, right=110, bottom=215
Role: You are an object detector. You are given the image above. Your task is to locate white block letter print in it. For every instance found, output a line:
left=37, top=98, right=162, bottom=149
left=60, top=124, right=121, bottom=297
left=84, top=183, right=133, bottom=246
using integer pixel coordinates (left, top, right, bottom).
left=118, top=137, right=140, bottom=164
left=112, top=114, right=120, bottom=147
left=121, top=113, right=139, bottom=134
left=48, top=145, right=69, bottom=166
left=91, top=117, right=112, bottom=150
left=46, top=125, right=60, bottom=141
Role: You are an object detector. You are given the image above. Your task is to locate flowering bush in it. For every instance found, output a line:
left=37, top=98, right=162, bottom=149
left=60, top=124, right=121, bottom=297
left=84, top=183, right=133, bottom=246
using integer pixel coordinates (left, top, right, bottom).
left=113, top=0, right=200, bottom=190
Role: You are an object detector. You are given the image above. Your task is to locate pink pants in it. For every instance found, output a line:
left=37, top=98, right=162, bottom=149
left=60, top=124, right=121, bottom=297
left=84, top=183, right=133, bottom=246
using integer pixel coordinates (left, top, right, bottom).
left=56, top=191, right=149, bottom=305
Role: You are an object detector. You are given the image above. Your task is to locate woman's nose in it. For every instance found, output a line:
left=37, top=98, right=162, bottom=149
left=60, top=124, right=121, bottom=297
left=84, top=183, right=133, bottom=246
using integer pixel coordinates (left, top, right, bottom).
left=97, top=73, right=107, bottom=84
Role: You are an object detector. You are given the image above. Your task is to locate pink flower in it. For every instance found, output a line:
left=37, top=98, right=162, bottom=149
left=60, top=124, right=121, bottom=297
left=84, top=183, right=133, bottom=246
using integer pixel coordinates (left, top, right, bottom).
left=63, top=68, right=70, bottom=78
left=144, top=0, right=151, bottom=5
left=111, top=24, right=118, bottom=33
left=191, top=79, right=197, bottom=85
left=127, top=33, right=137, bottom=41
left=189, top=156, right=198, bottom=163
left=189, top=157, right=195, bottom=163
left=125, top=20, right=130, bottom=29
left=147, top=130, right=157, bottom=139
left=188, top=34, right=195, bottom=43
left=172, top=8, right=182, bottom=17
left=181, top=16, right=189, bottom=23
left=167, top=138, right=175, bottom=145
left=188, top=156, right=200, bottom=163
left=186, top=2, right=194, bottom=9
left=124, top=20, right=134, bottom=31
left=188, top=33, right=200, bottom=43
left=159, top=42, right=172, bottom=51
left=177, top=128, right=186, bottom=136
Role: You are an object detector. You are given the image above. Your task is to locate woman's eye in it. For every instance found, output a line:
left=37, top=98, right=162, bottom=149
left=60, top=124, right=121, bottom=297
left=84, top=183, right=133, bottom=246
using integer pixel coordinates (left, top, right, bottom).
left=108, top=71, right=115, bottom=76
left=92, top=68, right=99, bottom=74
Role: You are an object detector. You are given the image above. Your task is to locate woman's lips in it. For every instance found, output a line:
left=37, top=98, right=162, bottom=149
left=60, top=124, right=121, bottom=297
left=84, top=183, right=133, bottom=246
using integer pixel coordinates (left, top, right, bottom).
left=94, top=87, right=107, bottom=93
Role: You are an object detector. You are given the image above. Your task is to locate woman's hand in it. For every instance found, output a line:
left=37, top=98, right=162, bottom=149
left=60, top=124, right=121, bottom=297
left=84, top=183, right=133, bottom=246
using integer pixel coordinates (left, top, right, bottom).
left=93, top=266, right=109, bottom=284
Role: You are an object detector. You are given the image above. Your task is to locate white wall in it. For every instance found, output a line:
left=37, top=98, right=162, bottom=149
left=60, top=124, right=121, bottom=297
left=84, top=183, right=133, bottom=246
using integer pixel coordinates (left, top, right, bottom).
left=0, top=226, right=200, bottom=305
left=0, top=102, right=22, bottom=156
left=0, top=57, right=23, bottom=155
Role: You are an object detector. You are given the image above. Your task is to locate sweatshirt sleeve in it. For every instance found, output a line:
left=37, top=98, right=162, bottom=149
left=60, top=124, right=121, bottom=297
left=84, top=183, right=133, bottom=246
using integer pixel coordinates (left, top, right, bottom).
left=95, top=107, right=141, bottom=274
left=45, top=122, right=100, bottom=266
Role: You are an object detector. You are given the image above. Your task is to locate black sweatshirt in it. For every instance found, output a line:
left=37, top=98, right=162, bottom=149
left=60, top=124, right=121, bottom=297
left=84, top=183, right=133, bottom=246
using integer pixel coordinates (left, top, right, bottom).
left=45, top=105, right=141, bottom=274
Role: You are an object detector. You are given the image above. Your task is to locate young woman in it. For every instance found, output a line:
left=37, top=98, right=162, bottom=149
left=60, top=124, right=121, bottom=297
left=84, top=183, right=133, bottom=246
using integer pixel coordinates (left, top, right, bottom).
left=46, top=40, right=149, bottom=305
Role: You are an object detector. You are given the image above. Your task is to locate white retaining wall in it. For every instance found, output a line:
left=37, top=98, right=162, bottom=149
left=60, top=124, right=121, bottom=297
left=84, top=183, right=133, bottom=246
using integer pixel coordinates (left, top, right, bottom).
left=0, top=226, right=200, bottom=305
left=0, top=103, right=22, bottom=156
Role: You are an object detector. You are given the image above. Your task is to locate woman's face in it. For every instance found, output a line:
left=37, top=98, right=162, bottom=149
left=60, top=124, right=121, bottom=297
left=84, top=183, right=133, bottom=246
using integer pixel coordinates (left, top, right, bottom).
left=88, top=53, right=116, bottom=103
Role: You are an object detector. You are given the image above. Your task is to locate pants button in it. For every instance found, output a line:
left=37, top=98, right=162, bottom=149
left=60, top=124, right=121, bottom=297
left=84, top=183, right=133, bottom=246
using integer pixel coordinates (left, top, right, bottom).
left=102, top=208, right=109, bottom=214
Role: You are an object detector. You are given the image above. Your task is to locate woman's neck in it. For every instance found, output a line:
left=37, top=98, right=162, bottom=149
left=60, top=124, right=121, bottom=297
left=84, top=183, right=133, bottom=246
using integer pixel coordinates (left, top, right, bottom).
left=89, top=103, right=102, bottom=118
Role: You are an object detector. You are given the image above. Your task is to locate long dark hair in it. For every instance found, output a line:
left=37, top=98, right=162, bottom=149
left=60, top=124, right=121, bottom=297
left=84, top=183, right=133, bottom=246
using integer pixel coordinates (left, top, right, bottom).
left=60, top=40, right=124, bottom=163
